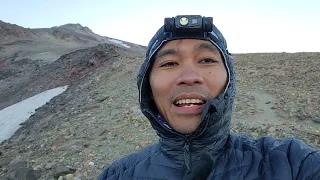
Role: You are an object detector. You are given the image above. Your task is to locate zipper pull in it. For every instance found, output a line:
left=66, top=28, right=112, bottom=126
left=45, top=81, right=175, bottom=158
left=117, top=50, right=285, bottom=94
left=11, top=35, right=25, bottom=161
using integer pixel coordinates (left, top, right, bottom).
left=182, top=141, right=191, bottom=174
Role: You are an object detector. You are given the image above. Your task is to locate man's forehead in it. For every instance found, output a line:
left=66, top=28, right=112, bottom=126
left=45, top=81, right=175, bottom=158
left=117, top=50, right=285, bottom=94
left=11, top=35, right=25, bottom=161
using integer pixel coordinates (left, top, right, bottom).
left=155, top=39, right=219, bottom=59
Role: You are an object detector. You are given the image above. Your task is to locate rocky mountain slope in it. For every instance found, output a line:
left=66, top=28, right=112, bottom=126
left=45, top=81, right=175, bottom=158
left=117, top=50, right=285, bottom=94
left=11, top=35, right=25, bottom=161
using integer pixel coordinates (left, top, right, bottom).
left=0, top=20, right=145, bottom=110
left=0, top=21, right=101, bottom=64
left=0, top=20, right=144, bottom=64
left=0, top=21, right=319, bottom=180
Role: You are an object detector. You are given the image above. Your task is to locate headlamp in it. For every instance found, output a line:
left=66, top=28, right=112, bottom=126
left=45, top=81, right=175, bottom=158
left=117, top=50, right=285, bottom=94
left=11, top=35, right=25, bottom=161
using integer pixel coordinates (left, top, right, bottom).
left=146, top=15, right=225, bottom=63
left=164, top=15, right=213, bottom=38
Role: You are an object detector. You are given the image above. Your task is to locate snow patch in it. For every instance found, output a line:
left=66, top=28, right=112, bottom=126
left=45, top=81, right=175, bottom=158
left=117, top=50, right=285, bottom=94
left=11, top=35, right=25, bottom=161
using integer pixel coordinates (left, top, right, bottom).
left=0, top=86, right=68, bottom=143
left=108, top=38, right=130, bottom=48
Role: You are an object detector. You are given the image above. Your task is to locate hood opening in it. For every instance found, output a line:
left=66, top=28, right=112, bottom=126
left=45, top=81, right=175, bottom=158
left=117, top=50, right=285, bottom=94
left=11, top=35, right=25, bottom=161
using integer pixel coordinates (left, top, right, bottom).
left=138, top=24, right=236, bottom=140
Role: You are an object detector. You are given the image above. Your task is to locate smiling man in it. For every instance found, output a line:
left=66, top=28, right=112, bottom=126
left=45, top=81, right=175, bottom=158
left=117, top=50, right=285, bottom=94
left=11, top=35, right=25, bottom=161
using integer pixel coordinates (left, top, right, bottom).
left=149, top=39, right=227, bottom=134
left=99, top=15, right=320, bottom=180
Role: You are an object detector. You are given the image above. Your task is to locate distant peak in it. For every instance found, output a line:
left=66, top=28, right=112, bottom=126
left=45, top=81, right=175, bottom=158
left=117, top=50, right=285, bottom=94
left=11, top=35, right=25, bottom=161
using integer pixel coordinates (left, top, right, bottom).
left=60, top=23, right=82, bottom=27
left=57, top=23, right=93, bottom=33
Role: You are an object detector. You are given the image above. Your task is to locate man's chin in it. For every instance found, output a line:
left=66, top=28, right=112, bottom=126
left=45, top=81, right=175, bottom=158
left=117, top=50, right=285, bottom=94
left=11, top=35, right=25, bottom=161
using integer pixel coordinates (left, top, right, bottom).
left=170, top=120, right=201, bottom=134
left=175, top=127, right=197, bottom=134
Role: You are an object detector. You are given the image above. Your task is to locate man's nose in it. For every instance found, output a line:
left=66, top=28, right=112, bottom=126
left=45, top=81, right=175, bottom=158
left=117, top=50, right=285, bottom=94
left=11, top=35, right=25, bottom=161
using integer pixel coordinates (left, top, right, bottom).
left=175, top=67, right=204, bottom=86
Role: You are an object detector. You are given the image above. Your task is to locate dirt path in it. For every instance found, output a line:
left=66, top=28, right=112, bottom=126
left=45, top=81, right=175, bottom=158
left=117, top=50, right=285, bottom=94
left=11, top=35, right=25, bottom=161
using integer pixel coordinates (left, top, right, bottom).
left=239, top=90, right=285, bottom=125
left=249, top=90, right=320, bottom=131
left=232, top=88, right=320, bottom=146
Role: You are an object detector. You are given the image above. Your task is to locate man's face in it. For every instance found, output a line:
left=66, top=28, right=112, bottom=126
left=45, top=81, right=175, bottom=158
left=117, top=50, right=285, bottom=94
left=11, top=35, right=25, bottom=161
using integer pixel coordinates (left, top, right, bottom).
left=149, top=39, right=228, bottom=134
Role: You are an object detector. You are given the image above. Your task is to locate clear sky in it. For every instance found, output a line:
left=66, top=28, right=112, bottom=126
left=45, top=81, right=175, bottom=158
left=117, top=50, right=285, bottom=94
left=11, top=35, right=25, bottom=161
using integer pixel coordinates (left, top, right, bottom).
left=1, top=0, right=319, bottom=53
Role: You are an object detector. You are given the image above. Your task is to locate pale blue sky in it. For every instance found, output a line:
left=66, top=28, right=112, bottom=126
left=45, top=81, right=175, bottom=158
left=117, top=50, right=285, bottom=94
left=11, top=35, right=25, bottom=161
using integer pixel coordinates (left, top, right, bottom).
left=1, top=0, right=319, bottom=53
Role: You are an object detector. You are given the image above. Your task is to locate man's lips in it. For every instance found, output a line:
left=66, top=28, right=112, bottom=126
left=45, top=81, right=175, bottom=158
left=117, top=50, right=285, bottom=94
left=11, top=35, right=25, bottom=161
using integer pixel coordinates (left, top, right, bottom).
left=172, top=93, right=207, bottom=115
left=172, top=103, right=205, bottom=115
left=172, top=93, right=206, bottom=104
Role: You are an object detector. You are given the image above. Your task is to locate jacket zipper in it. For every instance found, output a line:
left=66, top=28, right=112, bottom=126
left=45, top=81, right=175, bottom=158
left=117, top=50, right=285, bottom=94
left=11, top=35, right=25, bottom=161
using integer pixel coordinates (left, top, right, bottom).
left=181, top=114, right=210, bottom=176
left=144, top=110, right=212, bottom=175
left=182, top=140, right=191, bottom=174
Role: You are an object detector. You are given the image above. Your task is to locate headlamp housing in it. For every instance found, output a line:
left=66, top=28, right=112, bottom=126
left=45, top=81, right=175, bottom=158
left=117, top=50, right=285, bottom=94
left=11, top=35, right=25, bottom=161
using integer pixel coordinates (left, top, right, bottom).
left=164, top=15, right=213, bottom=38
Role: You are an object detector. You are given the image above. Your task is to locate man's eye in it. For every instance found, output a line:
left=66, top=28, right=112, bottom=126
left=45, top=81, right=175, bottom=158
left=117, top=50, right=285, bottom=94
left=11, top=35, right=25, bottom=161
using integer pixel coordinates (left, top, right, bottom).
left=159, top=62, right=178, bottom=67
left=199, top=58, right=217, bottom=64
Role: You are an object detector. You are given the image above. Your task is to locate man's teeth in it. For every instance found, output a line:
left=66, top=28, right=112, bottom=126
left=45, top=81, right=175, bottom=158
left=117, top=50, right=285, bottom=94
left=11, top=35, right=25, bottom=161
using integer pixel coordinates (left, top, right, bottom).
left=175, top=99, right=204, bottom=105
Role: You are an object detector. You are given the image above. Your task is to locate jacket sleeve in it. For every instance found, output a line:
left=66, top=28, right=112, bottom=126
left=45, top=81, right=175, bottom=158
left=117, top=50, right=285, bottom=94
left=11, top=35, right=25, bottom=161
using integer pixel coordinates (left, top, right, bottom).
left=262, top=137, right=320, bottom=180
left=98, top=155, right=137, bottom=180
left=98, top=152, right=143, bottom=180
left=286, top=138, right=320, bottom=180
left=296, top=147, right=320, bottom=180
left=98, top=160, right=124, bottom=180
left=98, top=145, right=153, bottom=179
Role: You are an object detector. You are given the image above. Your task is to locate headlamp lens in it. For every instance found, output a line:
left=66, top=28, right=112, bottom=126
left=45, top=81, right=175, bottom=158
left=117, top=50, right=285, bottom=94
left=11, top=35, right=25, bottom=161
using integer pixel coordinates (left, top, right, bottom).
left=179, top=17, right=189, bottom=26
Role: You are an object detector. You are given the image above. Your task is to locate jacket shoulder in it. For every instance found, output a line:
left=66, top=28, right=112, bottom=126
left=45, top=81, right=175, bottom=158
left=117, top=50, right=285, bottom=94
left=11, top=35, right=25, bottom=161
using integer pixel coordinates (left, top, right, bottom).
left=98, top=144, right=154, bottom=180
left=263, top=136, right=320, bottom=179
left=230, top=133, right=320, bottom=179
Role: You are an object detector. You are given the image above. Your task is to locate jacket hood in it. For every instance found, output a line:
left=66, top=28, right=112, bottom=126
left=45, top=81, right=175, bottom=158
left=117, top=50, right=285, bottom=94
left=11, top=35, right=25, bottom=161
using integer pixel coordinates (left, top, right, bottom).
left=137, top=22, right=236, bottom=165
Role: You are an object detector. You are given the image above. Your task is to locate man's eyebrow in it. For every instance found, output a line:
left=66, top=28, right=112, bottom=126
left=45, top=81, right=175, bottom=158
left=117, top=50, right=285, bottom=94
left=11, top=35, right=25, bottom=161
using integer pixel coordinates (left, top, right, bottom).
left=155, top=48, right=176, bottom=59
left=194, top=43, right=219, bottom=53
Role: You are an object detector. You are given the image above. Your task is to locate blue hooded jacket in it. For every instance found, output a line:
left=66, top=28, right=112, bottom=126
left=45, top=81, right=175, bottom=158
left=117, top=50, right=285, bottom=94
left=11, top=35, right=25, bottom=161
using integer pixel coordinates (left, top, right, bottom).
left=99, top=20, right=320, bottom=180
